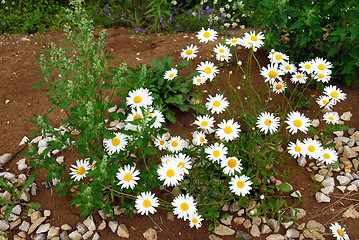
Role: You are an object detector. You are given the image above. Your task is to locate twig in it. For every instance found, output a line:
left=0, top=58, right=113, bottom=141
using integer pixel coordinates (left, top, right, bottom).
left=147, top=215, right=163, bottom=232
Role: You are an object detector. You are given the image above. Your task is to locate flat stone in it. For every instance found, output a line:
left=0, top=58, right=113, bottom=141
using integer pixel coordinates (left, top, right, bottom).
left=237, top=209, right=245, bottom=216
left=92, top=232, right=100, bottom=240
left=286, top=229, right=300, bottom=238
left=311, top=119, right=320, bottom=128
left=235, top=229, right=250, bottom=240
left=220, top=215, right=233, bottom=225
left=333, top=131, right=344, bottom=137
left=214, top=224, right=235, bottom=236
left=266, top=234, right=285, bottom=240
left=291, top=190, right=302, bottom=198
left=47, top=226, right=60, bottom=239
left=61, top=224, right=72, bottom=231
left=243, top=219, right=251, bottom=229
left=340, top=111, right=352, bottom=121
left=97, top=220, right=106, bottom=231
left=8, top=212, right=19, bottom=221
left=267, top=219, right=280, bottom=233
left=18, top=231, right=26, bottom=238
left=209, top=234, right=223, bottom=240
left=315, top=192, right=330, bottom=203
left=43, top=209, right=51, bottom=217
left=108, top=221, right=118, bottom=233
left=297, top=156, right=307, bottom=167
left=143, top=227, right=157, bottom=240
left=68, top=230, right=82, bottom=240
left=83, top=217, right=96, bottom=232
left=250, top=225, right=260, bottom=237
left=314, top=174, right=324, bottom=182
left=19, top=221, right=30, bottom=232
left=229, top=202, right=240, bottom=212
left=117, top=224, right=130, bottom=238
left=233, top=217, right=245, bottom=225
left=343, top=146, right=358, bottom=159
left=33, top=234, right=46, bottom=240
left=290, top=208, right=306, bottom=219
left=16, top=158, right=27, bottom=171
left=10, top=219, right=21, bottom=230
left=261, top=224, right=272, bottom=234
left=36, top=223, right=51, bottom=234
left=0, top=153, right=12, bottom=166
left=342, top=206, right=359, bottom=218
left=321, top=186, right=334, bottom=195
left=221, top=203, right=229, bottom=211
left=76, top=222, right=88, bottom=235
left=0, top=220, right=10, bottom=232
left=251, top=216, right=261, bottom=226
left=337, top=175, right=351, bottom=185
left=13, top=236, right=25, bottom=240
left=59, top=231, right=69, bottom=240
left=350, top=131, right=359, bottom=141
left=337, top=186, right=347, bottom=193
left=281, top=221, right=293, bottom=229
left=28, top=217, right=47, bottom=234
left=113, top=207, right=126, bottom=216
left=322, top=177, right=335, bottom=187
left=82, top=230, right=94, bottom=240
left=307, top=220, right=325, bottom=233
left=303, top=229, right=325, bottom=240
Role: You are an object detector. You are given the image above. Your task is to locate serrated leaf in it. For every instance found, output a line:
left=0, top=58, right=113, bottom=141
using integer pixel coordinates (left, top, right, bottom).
left=165, top=110, right=176, bottom=123
left=307, top=126, right=317, bottom=135
left=28, top=201, right=41, bottom=210
left=277, top=182, right=291, bottom=192
left=144, top=146, right=157, bottom=155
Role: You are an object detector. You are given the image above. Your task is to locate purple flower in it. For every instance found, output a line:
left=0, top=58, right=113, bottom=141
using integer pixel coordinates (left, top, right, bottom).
left=174, top=9, right=177, bottom=14
left=161, top=23, right=166, bottom=28
left=188, top=10, right=192, bottom=15
left=160, top=17, right=163, bottom=23
left=133, top=28, right=145, bottom=32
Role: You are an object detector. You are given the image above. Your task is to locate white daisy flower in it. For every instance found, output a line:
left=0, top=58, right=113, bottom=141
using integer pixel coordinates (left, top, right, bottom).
left=256, top=112, right=280, bottom=134
left=172, top=194, right=197, bottom=220
left=194, top=114, right=215, bottom=133
left=164, top=68, right=178, bottom=81
left=260, top=63, right=283, bottom=84
left=329, top=222, right=350, bottom=240
left=241, top=30, right=265, bottom=50
left=318, top=148, right=338, bottom=165
left=103, top=132, right=128, bottom=155
left=116, top=165, right=140, bottom=189
left=314, top=70, right=331, bottom=83
left=285, top=111, right=311, bottom=134
left=216, top=52, right=232, bottom=62
left=213, top=44, right=230, bottom=55
left=225, top=37, right=241, bottom=46
left=323, top=111, right=339, bottom=125
left=298, top=61, right=314, bottom=74
left=192, top=131, right=208, bottom=146
left=157, top=161, right=184, bottom=187
left=181, top=44, right=199, bottom=60
left=272, top=81, right=286, bottom=94
left=175, top=153, right=192, bottom=174
left=316, top=95, right=335, bottom=109
left=69, top=159, right=91, bottom=181
left=148, top=108, right=165, bottom=128
left=290, top=72, right=307, bottom=84
left=196, top=28, right=218, bottom=43
left=221, top=156, right=243, bottom=176
left=135, top=191, right=159, bottom=215
left=323, top=85, right=347, bottom=104
left=188, top=213, right=203, bottom=229
left=153, top=134, right=169, bottom=150
left=312, top=57, right=333, bottom=73
left=229, top=175, right=253, bottom=196
left=280, top=62, right=296, bottom=74
left=302, top=138, right=322, bottom=159
left=167, top=136, right=187, bottom=153
left=268, top=50, right=289, bottom=64
left=205, top=142, right=228, bottom=163
left=196, top=61, right=219, bottom=81
left=126, top=88, right=153, bottom=109
left=192, top=74, right=207, bottom=86
left=126, top=107, right=144, bottom=124
left=161, top=154, right=176, bottom=165
left=216, top=118, right=241, bottom=142
left=287, top=139, right=305, bottom=158
left=205, top=94, right=229, bottom=114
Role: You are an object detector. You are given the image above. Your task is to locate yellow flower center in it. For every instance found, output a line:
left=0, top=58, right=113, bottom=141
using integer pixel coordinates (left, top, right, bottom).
left=112, top=138, right=120, bottom=146
left=329, top=116, right=334, bottom=121
left=199, top=137, right=205, bottom=143
left=323, top=153, right=330, bottom=159
left=178, top=162, right=184, bottom=168
left=196, top=78, right=202, bottom=82
left=265, top=119, right=272, bottom=126
left=308, top=145, right=315, bottom=152
left=318, top=73, right=325, bottom=78
left=143, top=199, right=151, bottom=208
left=285, top=65, right=291, bottom=70
left=204, top=67, right=212, bottom=74
left=276, top=84, right=282, bottom=90
left=203, top=32, right=211, bottom=38
left=305, top=64, right=311, bottom=69
left=318, top=64, right=325, bottom=70
left=186, top=49, right=193, bottom=55
left=213, top=150, right=220, bottom=157
left=293, top=119, right=302, bottom=127
left=77, top=167, right=85, bottom=175
left=134, top=96, right=142, bottom=103
left=219, top=49, right=224, bottom=53
left=294, top=146, right=301, bottom=152
left=268, top=70, right=277, bottom=78
left=331, top=92, right=338, bottom=98
left=169, top=73, right=175, bottom=78
left=224, top=126, right=233, bottom=134
left=275, top=54, right=282, bottom=60
left=172, top=141, right=178, bottom=147
left=124, top=173, right=132, bottom=181
left=250, top=35, right=258, bottom=41
left=296, top=75, right=302, bottom=79
left=159, top=140, right=165, bottom=145
left=213, top=101, right=221, bottom=107
left=166, top=169, right=175, bottom=177
left=180, top=202, right=189, bottom=211
left=237, top=181, right=245, bottom=188
left=232, top=39, right=238, bottom=43
left=201, top=121, right=208, bottom=127
left=228, top=159, right=237, bottom=168
left=192, top=218, right=198, bottom=224
left=337, top=229, right=345, bottom=236
left=323, top=100, right=328, bottom=104
left=133, top=114, right=142, bottom=121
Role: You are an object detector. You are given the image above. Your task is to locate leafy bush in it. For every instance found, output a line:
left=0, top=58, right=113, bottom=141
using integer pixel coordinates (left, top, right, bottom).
left=243, top=0, right=359, bottom=87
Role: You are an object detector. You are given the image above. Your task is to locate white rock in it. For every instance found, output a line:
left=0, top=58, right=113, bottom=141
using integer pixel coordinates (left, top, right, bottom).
left=19, top=221, right=30, bottom=232
left=36, top=223, right=51, bottom=234
left=286, top=229, right=300, bottom=238
left=61, top=223, right=72, bottom=231
left=47, top=226, right=60, bottom=239
left=43, top=209, right=51, bottom=217
left=261, top=224, right=272, bottom=234
left=11, top=205, right=22, bottom=215
left=266, top=234, right=284, bottom=240
left=250, top=225, right=261, bottom=237
left=143, top=227, right=157, bottom=240
left=16, top=158, right=28, bottom=170
left=83, top=217, right=96, bottom=232
left=342, top=206, right=359, bottom=218
left=10, top=219, right=21, bottom=230
left=297, top=156, right=307, bottom=167
left=214, top=224, right=235, bottom=236
left=19, top=136, right=29, bottom=145
left=108, top=106, right=117, bottom=113
left=337, top=186, right=347, bottom=193
left=290, top=208, right=306, bottom=219
left=97, top=220, right=106, bottom=231
left=347, top=184, right=358, bottom=191
left=17, top=174, right=27, bottom=186
left=322, top=177, right=335, bottom=187
left=306, top=220, right=325, bottom=233
left=31, top=183, right=38, bottom=195
left=82, top=230, right=94, bottom=240
left=0, top=220, right=10, bottom=232
left=314, top=174, right=324, bottom=182
left=311, top=119, right=320, bottom=128
left=267, top=219, right=280, bottom=233
left=28, top=217, right=47, bottom=234
left=108, top=221, right=118, bottom=233
left=321, top=186, right=334, bottom=195
left=343, top=146, right=358, bottom=159
left=333, top=131, right=344, bottom=137
left=220, top=215, right=233, bottom=225
left=31, top=136, right=43, bottom=144
left=350, top=131, right=359, bottom=141
left=281, top=221, right=293, bottom=229
left=56, top=156, right=64, bottom=164
left=351, top=180, right=359, bottom=187
left=68, top=230, right=82, bottom=240
left=337, top=175, right=351, bottom=185
left=340, top=111, right=352, bottom=121
left=315, top=192, right=330, bottom=203
left=117, top=224, right=129, bottom=238
left=92, top=232, right=100, bottom=240
left=8, top=213, right=19, bottom=221
left=0, top=153, right=12, bottom=165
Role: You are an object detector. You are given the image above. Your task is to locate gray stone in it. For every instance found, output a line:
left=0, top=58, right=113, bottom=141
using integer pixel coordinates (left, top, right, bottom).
left=113, top=206, right=126, bottom=216
left=33, top=234, right=46, bottom=240
left=303, top=229, right=325, bottom=240
left=267, top=219, right=280, bottom=233
left=315, top=192, right=330, bottom=203
left=342, top=206, right=359, bottom=218
left=337, top=186, right=347, bottom=193
left=314, top=174, right=324, bottom=182
left=250, top=224, right=260, bottom=237
left=43, top=209, right=51, bottom=217
left=68, top=230, right=82, bottom=240
left=8, top=213, right=19, bottom=221
left=343, top=146, right=358, bottom=159
left=76, top=222, right=88, bottom=235
left=347, top=184, right=358, bottom=191
left=281, top=221, right=293, bottom=229
left=117, top=224, right=130, bottom=238
left=0, top=220, right=10, bottom=232
left=340, top=111, right=352, bottom=121
left=243, top=219, right=251, bottom=229
left=47, top=226, right=60, bottom=239
left=337, top=175, right=351, bottom=185
left=233, top=217, right=245, bottom=225
left=348, top=139, right=356, bottom=147
left=237, top=209, right=245, bottom=216
left=352, top=180, right=359, bottom=187
left=266, top=234, right=285, bottom=240
left=221, top=203, right=229, bottom=211
left=83, top=217, right=96, bottom=232
left=322, top=177, right=335, bottom=187
left=9, top=219, right=21, bottom=230
left=82, top=230, right=94, bottom=240
left=92, top=232, right=100, bottom=240
left=235, top=229, right=250, bottom=240
left=352, top=172, right=359, bottom=180
left=19, top=221, right=30, bottom=232
left=229, top=202, right=240, bottom=212
left=28, top=217, right=47, bottom=234
left=18, top=231, right=26, bottom=238
left=321, top=185, right=334, bottom=195
left=214, top=224, right=235, bottom=236
left=297, top=156, right=307, bottom=167
left=0, top=153, right=12, bottom=166
left=60, top=231, right=69, bottom=240
left=61, top=224, right=72, bottom=231
left=220, top=215, right=233, bottom=225
left=311, top=119, right=320, bottom=128
left=108, top=221, right=118, bottom=233
left=290, top=190, right=302, bottom=198
left=306, top=220, right=325, bottom=233
left=333, top=131, right=344, bottom=137
left=290, top=208, right=306, bottom=219
left=143, top=227, right=157, bottom=240
left=251, top=216, right=261, bottom=226
left=97, top=220, right=106, bottom=231
left=36, top=223, right=51, bottom=234
left=286, top=229, right=300, bottom=238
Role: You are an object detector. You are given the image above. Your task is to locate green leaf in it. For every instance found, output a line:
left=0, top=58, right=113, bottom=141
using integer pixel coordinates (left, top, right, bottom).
left=28, top=201, right=41, bottom=210
left=144, top=146, right=157, bottom=155
left=307, top=127, right=317, bottom=135
left=277, top=183, right=291, bottom=192
left=105, top=55, right=115, bottom=60
left=62, top=46, right=74, bottom=51
left=32, top=83, right=44, bottom=89
left=165, top=110, right=176, bottom=123
left=332, top=160, right=339, bottom=169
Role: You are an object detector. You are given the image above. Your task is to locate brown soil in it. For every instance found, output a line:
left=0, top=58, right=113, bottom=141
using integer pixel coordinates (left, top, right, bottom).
left=1, top=27, right=358, bottom=239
